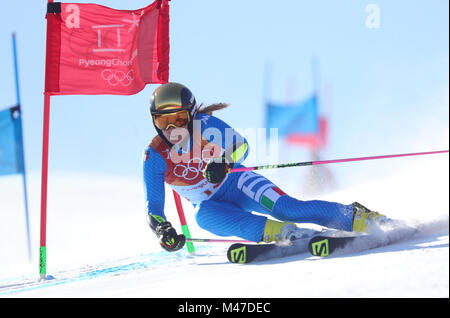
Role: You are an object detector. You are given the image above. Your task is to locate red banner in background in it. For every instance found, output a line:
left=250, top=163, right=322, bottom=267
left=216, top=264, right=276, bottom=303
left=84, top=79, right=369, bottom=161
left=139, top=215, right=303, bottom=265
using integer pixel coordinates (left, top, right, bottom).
left=45, top=0, right=170, bottom=95
left=285, top=116, right=328, bottom=151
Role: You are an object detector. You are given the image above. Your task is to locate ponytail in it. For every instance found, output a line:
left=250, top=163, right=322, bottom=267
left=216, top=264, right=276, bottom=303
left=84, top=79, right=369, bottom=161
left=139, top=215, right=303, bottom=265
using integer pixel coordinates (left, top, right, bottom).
left=196, top=103, right=230, bottom=115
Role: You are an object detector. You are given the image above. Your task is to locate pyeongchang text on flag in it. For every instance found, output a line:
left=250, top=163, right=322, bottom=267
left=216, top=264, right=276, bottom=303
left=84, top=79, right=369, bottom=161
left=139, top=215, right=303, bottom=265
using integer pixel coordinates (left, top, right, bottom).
left=45, top=0, right=170, bottom=95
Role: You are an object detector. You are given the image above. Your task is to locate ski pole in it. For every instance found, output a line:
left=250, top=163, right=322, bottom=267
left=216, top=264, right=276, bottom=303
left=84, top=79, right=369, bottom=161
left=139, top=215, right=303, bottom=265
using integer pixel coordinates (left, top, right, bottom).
left=229, top=150, right=449, bottom=173
left=186, top=238, right=254, bottom=243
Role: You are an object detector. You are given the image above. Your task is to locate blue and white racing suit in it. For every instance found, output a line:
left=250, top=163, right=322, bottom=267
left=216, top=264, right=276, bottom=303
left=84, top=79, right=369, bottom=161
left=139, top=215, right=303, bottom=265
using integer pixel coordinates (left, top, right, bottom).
left=143, top=113, right=354, bottom=242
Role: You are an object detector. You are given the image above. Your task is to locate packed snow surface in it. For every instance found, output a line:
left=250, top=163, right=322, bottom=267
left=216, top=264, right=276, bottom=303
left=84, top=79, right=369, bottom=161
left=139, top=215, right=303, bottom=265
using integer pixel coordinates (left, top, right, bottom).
left=0, top=155, right=448, bottom=298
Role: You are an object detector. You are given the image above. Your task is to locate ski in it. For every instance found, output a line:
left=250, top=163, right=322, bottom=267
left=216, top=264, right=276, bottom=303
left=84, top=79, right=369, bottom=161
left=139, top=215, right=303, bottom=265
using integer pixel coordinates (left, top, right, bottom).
left=227, top=236, right=313, bottom=264
left=308, top=223, right=420, bottom=257
left=227, top=220, right=431, bottom=263
left=308, top=234, right=369, bottom=257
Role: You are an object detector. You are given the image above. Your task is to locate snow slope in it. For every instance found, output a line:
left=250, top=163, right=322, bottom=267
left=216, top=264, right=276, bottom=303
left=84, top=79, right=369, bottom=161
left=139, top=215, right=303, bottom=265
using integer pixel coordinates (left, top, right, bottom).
left=0, top=155, right=448, bottom=298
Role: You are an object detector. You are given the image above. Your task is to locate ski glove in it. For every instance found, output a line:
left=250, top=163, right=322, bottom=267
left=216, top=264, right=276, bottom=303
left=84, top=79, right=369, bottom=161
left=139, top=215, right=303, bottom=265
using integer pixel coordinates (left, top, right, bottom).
left=148, top=215, right=185, bottom=252
left=203, top=161, right=233, bottom=184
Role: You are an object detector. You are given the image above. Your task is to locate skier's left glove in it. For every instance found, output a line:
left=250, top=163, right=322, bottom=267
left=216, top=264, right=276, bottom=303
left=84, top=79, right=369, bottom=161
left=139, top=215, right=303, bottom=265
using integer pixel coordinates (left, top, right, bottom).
left=148, top=215, right=185, bottom=252
left=203, top=160, right=233, bottom=184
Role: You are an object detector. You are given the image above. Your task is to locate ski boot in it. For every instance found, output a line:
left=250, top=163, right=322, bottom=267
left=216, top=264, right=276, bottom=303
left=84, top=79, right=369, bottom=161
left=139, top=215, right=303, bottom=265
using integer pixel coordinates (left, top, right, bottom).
left=351, top=202, right=388, bottom=233
left=262, top=219, right=316, bottom=245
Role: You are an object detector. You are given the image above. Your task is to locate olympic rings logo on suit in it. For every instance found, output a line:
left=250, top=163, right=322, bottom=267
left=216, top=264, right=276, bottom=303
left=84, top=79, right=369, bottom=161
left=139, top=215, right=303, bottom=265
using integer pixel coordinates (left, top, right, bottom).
left=172, top=148, right=219, bottom=181
left=101, top=69, right=134, bottom=86
left=173, top=157, right=209, bottom=181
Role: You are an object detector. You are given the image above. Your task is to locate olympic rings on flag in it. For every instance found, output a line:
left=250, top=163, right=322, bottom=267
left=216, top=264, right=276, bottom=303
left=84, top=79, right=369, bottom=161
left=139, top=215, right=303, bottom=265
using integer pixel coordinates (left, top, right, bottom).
left=101, top=69, right=134, bottom=86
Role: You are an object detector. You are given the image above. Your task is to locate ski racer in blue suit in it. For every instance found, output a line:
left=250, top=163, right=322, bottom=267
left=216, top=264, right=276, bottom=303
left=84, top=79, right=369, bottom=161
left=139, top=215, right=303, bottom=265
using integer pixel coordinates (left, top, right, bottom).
left=143, top=83, right=387, bottom=252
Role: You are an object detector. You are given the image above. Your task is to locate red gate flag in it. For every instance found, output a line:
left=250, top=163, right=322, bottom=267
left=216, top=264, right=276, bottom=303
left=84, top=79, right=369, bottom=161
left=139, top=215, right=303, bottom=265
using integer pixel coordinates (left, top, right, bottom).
left=45, top=0, right=170, bottom=95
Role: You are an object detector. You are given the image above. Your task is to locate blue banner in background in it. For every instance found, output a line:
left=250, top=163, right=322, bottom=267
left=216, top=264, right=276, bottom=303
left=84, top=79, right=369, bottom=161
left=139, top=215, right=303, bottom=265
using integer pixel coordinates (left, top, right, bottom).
left=0, top=105, right=24, bottom=175
left=266, top=95, right=318, bottom=138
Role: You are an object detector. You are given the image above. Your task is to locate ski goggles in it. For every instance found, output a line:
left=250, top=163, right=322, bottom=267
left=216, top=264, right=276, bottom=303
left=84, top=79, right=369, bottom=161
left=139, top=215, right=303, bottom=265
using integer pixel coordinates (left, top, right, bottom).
left=153, top=110, right=191, bottom=130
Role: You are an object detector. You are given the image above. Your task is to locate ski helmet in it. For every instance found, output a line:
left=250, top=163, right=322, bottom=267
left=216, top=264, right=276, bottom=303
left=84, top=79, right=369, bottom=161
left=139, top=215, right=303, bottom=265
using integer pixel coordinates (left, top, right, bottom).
left=150, top=82, right=198, bottom=147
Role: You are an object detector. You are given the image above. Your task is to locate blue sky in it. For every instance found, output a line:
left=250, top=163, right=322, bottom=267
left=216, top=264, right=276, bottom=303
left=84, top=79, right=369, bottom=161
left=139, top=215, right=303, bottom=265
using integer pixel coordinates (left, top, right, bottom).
left=0, top=0, right=448, bottom=187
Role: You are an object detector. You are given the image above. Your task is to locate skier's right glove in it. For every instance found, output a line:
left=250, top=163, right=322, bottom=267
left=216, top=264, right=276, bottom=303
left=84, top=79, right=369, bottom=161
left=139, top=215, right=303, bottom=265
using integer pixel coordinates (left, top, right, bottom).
left=203, top=160, right=231, bottom=184
left=148, top=215, right=186, bottom=252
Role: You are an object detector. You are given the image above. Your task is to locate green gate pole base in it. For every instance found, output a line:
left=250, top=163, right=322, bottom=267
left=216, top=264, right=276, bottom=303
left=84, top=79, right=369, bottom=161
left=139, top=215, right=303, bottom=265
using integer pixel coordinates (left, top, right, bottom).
left=181, top=224, right=195, bottom=254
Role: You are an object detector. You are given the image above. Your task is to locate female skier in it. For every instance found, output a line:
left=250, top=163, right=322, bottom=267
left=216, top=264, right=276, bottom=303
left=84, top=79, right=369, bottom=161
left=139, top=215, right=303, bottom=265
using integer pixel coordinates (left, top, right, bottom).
left=143, top=82, right=387, bottom=252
